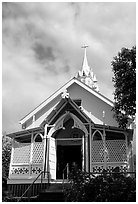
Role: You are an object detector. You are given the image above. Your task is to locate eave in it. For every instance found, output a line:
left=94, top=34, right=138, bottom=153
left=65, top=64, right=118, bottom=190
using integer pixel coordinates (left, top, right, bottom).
left=6, top=127, right=44, bottom=142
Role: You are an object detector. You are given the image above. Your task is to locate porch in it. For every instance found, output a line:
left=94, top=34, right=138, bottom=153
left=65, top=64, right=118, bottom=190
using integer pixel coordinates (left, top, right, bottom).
left=7, top=114, right=132, bottom=199
left=8, top=122, right=130, bottom=181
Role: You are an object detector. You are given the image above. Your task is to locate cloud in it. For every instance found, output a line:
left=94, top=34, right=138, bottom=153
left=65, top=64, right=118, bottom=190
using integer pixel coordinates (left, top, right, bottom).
left=33, top=44, right=55, bottom=62
left=2, top=2, right=136, bottom=133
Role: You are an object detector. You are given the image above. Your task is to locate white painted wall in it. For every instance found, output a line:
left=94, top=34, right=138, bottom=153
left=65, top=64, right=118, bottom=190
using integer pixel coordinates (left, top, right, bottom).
left=67, top=83, right=118, bottom=127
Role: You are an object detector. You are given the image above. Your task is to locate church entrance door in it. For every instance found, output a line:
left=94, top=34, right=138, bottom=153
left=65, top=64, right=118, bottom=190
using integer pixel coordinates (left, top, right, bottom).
left=56, top=143, right=82, bottom=179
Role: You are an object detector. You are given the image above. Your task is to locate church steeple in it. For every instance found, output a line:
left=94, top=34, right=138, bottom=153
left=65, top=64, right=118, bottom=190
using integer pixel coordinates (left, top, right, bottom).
left=81, top=44, right=90, bottom=76
left=76, top=45, right=99, bottom=92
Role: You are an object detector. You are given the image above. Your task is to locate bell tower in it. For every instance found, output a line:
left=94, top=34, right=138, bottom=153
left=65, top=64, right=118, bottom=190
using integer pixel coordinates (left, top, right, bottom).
left=76, top=45, right=99, bottom=92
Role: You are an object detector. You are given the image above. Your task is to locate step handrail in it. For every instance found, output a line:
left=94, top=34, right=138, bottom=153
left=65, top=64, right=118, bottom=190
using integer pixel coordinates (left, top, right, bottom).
left=18, top=170, right=49, bottom=202
left=62, top=163, right=69, bottom=190
left=63, top=163, right=69, bottom=180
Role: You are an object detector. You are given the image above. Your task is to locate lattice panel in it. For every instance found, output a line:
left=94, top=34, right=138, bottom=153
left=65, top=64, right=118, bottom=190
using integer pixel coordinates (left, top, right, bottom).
left=31, top=165, right=43, bottom=175
left=91, top=141, right=104, bottom=162
left=32, top=142, right=44, bottom=164
left=12, top=143, right=31, bottom=164
left=92, top=165, right=104, bottom=173
left=11, top=166, right=30, bottom=176
left=92, top=165, right=128, bottom=173
left=106, top=140, right=127, bottom=162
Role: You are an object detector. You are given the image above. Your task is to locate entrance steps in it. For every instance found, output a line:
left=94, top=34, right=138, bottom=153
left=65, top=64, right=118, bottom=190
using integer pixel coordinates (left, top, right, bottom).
left=37, top=180, right=70, bottom=202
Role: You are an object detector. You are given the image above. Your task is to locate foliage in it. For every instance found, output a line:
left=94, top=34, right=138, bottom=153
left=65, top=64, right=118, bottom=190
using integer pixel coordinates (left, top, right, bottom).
left=64, top=168, right=136, bottom=202
left=2, top=134, right=12, bottom=179
left=2, top=187, right=17, bottom=202
left=2, top=135, right=13, bottom=201
left=111, top=46, right=136, bottom=128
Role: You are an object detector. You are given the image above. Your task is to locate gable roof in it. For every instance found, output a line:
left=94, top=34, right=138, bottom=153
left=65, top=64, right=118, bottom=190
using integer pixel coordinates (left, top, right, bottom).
left=20, top=77, right=114, bottom=125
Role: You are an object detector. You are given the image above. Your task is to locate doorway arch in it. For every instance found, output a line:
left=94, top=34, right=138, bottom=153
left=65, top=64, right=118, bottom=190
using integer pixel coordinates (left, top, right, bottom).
left=47, top=112, right=88, bottom=138
left=47, top=112, right=88, bottom=179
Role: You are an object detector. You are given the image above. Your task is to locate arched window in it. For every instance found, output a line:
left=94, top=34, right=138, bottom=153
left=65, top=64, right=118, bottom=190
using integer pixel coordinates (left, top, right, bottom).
left=91, top=130, right=104, bottom=163
left=92, top=130, right=103, bottom=141
left=32, top=133, right=44, bottom=164
left=34, top=133, right=43, bottom=142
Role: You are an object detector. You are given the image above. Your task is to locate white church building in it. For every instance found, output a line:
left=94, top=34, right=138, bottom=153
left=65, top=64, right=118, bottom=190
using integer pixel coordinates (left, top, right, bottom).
left=7, top=46, right=133, bottom=197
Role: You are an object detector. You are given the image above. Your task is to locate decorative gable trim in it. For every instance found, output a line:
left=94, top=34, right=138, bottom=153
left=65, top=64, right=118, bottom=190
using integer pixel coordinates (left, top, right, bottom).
left=41, top=97, right=91, bottom=127
left=47, top=112, right=88, bottom=139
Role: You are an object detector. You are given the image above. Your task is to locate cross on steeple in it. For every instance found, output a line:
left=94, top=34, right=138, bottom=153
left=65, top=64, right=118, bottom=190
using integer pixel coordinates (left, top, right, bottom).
left=81, top=44, right=88, bottom=49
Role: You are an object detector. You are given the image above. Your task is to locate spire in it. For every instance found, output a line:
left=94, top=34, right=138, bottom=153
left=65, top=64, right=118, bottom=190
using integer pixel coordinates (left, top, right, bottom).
left=81, top=44, right=90, bottom=76
left=76, top=44, right=99, bottom=92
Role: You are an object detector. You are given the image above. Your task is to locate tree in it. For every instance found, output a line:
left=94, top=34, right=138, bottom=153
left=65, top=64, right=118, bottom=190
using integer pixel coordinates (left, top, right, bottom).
left=2, top=133, right=12, bottom=179
left=111, top=46, right=136, bottom=128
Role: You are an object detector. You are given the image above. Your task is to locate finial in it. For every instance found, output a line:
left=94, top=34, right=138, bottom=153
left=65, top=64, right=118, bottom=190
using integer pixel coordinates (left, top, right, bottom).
left=103, top=110, right=105, bottom=118
left=93, top=75, right=97, bottom=82
left=61, top=89, right=69, bottom=98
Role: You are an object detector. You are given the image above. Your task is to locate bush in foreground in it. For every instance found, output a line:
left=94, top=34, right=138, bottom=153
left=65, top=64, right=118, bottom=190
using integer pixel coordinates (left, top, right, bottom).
left=64, top=168, right=136, bottom=202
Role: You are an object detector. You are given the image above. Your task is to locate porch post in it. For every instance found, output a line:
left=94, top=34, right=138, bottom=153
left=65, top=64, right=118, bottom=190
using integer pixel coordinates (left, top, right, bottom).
left=29, top=133, right=34, bottom=177
left=9, top=138, right=15, bottom=179
left=103, top=111, right=107, bottom=170
left=103, top=129, right=107, bottom=170
left=85, top=134, right=89, bottom=172
left=82, top=135, right=85, bottom=171
left=46, top=135, right=50, bottom=180
left=89, top=123, right=92, bottom=172
left=43, top=124, right=48, bottom=178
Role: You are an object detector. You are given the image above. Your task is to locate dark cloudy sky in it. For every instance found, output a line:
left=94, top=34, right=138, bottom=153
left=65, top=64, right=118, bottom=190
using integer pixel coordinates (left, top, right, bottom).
left=2, top=2, right=136, bottom=134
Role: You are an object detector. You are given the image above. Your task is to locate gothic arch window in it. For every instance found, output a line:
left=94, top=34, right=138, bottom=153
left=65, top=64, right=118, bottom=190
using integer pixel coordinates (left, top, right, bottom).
left=91, top=130, right=104, bottom=163
left=32, top=133, right=44, bottom=164
left=92, top=130, right=103, bottom=141
left=34, top=133, right=43, bottom=142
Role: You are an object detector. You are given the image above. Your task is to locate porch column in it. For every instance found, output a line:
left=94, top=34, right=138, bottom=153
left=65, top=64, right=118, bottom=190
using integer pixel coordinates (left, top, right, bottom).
left=102, top=111, right=107, bottom=170
left=82, top=135, right=85, bottom=171
left=29, top=133, right=34, bottom=177
left=43, top=124, right=48, bottom=178
left=89, top=123, right=92, bottom=172
left=9, top=138, right=15, bottom=179
left=103, top=127, right=107, bottom=170
left=85, top=134, right=89, bottom=172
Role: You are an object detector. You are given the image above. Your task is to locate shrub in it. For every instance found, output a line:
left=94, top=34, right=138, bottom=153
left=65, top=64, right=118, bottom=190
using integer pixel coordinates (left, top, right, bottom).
left=64, top=168, right=136, bottom=202
left=2, top=135, right=12, bottom=179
